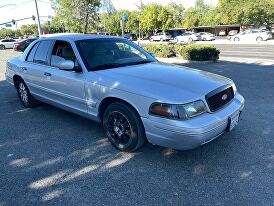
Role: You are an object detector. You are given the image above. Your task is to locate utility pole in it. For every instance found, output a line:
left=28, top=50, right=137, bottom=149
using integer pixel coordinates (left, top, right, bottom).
left=34, top=0, right=42, bottom=36
left=138, top=0, right=143, bottom=40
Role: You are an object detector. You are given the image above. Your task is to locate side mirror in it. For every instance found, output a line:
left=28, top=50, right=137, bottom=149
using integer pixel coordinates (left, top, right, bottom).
left=59, top=60, right=75, bottom=71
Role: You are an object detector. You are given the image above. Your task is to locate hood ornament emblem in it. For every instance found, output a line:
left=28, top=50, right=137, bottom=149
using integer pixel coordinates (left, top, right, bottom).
left=222, top=94, right=228, bottom=101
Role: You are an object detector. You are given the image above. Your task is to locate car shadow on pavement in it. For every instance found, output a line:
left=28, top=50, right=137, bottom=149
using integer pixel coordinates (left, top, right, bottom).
left=1, top=59, right=274, bottom=205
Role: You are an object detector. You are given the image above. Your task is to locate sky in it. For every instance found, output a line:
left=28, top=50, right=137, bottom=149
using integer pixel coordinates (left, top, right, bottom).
left=0, top=0, right=218, bottom=29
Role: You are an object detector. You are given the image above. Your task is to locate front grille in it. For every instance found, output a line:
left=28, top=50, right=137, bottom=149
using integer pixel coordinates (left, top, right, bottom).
left=206, top=86, right=234, bottom=112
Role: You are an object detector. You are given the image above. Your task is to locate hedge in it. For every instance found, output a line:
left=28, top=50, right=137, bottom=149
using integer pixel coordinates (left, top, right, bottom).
left=142, top=44, right=220, bottom=61
left=174, top=44, right=220, bottom=61
left=142, top=44, right=176, bottom=58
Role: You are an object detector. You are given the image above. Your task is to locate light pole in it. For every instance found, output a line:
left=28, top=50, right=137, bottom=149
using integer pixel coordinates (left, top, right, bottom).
left=34, top=0, right=42, bottom=36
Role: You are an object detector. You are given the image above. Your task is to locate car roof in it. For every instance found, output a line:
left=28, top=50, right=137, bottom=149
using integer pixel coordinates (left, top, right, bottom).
left=40, top=34, right=123, bottom=41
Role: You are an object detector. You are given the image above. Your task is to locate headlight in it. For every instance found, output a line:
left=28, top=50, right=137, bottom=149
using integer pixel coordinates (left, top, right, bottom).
left=149, top=100, right=207, bottom=120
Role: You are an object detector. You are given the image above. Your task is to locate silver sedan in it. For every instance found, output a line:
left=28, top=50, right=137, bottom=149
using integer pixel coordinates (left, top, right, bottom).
left=5, top=35, right=244, bottom=152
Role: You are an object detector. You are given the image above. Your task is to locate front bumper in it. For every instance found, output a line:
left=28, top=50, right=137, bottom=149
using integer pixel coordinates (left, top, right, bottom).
left=142, top=93, right=244, bottom=150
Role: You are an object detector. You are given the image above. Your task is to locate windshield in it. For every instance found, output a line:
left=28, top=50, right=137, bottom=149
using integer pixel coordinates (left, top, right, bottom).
left=76, top=38, right=156, bottom=71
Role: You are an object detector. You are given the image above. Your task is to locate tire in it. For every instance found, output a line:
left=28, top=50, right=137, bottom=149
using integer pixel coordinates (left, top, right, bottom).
left=188, top=38, right=193, bottom=43
left=256, top=37, right=263, bottom=42
left=103, top=102, right=146, bottom=152
left=202, top=38, right=207, bottom=41
left=160, top=38, right=164, bottom=42
left=15, top=79, right=40, bottom=108
left=149, top=38, right=154, bottom=42
left=0, top=45, right=5, bottom=50
left=234, top=37, right=240, bottom=41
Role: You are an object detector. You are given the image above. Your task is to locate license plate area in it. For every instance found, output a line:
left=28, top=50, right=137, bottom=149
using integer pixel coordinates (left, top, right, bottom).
left=226, top=112, right=240, bottom=132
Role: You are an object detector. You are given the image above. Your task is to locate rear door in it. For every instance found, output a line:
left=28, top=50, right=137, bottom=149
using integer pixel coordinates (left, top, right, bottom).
left=23, top=40, right=54, bottom=97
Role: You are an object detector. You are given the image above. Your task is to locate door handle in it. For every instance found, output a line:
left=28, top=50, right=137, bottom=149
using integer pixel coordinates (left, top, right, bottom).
left=44, top=72, right=52, bottom=77
left=21, top=67, right=27, bottom=72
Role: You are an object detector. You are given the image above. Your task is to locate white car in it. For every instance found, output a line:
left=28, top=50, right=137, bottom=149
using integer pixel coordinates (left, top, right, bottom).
left=198, top=32, right=216, bottom=41
left=175, top=32, right=201, bottom=44
left=149, top=32, right=172, bottom=42
left=0, top=39, right=17, bottom=49
left=230, top=29, right=272, bottom=42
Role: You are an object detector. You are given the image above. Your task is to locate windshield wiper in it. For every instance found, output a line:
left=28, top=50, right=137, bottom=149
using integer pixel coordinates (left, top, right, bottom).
left=91, top=60, right=153, bottom=71
left=127, top=60, right=152, bottom=66
left=92, top=63, right=125, bottom=71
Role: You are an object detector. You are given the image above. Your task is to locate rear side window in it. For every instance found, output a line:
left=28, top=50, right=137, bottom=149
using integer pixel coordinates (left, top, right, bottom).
left=33, top=40, right=52, bottom=65
left=26, top=42, right=40, bottom=62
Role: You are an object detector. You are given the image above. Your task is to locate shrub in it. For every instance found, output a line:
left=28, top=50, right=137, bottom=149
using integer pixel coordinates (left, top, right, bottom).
left=142, top=44, right=176, bottom=58
left=174, top=44, right=220, bottom=61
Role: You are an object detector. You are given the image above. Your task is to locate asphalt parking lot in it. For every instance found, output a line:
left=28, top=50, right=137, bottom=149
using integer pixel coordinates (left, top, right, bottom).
left=1, top=50, right=274, bottom=205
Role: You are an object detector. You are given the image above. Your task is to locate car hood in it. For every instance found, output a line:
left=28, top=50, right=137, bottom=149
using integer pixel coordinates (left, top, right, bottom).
left=95, top=62, right=233, bottom=103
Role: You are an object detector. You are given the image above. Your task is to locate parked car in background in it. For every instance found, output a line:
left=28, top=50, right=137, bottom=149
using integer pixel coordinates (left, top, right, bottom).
left=228, top=30, right=238, bottom=36
left=0, top=39, right=16, bottom=49
left=230, top=29, right=272, bottom=42
left=123, top=33, right=137, bottom=41
left=150, top=32, right=172, bottom=42
left=5, top=34, right=245, bottom=152
left=219, top=30, right=226, bottom=36
left=198, top=32, right=215, bottom=41
left=175, top=32, right=201, bottom=44
left=14, top=38, right=38, bottom=52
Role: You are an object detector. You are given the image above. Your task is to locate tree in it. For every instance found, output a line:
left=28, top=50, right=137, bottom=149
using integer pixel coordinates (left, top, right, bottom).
left=0, top=29, right=14, bottom=38
left=19, top=24, right=38, bottom=36
left=124, top=11, right=139, bottom=34
left=214, top=0, right=274, bottom=26
left=167, top=2, right=185, bottom=28
left=51, top=0, right=101, bottom=33
left=140, top=3, right=179, bottom=33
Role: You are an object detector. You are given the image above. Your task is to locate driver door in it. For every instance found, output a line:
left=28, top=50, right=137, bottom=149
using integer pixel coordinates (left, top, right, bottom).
left=43, top=40, right=87, bottom=114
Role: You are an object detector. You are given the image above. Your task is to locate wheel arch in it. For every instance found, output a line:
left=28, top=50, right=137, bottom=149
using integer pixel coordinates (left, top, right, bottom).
left=98, top=96, right=141, bottom=121
left=13, top=75, right=23, bottom=88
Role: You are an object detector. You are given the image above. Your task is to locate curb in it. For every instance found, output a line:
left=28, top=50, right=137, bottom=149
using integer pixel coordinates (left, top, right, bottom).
left=157, top=57, right=217, bottom=64
left=157, top=57, right=274, bottom=66
left=219, top=57, right=274, bottom=66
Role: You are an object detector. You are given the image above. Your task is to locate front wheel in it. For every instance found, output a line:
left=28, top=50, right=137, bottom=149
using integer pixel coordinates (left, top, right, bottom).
left=234, top=37, right=240, bottom=41
left=103, top=102, right=146, bottom=152
left=256, top=37, right=263, bottom=42
left=0, top=45, right=5, bottom=50
left=16, top=79, right=40, bottom=108
left=188, top=38, right=193, bottom=43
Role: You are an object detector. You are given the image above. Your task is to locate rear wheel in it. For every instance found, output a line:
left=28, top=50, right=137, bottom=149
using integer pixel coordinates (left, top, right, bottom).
left=160, top=38, right=164, bottom=42
left=149, top=38, right=154, bottom=42
left=0, top=45, right=5, bottom=50
left=188, top=38, right=193, bottom=43
left=103, top=102, right=146, bottom=152
left=15, top=79, right=40, bottom=108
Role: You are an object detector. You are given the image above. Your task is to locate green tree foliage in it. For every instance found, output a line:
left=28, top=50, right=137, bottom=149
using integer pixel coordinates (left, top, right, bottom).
left=51, top=0, right=101, bottom=33
left=140, top=3, right=184, bottom=33
left=0, top=29, right=14, bottom=38
left=19, top=24, right=38, bottom=36
left=214, top=0, right=274, bottom=26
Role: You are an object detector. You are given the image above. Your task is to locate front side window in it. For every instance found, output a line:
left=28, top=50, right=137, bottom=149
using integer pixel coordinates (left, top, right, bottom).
left=33, top=40, right=52, bottom=65
left=76, top=39, right=156, bottom=71
left=50, top=40, right=76, bottom=68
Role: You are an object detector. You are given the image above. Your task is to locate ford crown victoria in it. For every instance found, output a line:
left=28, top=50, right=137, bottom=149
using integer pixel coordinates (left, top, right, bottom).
left=5, top=35, right=244, bottom=152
